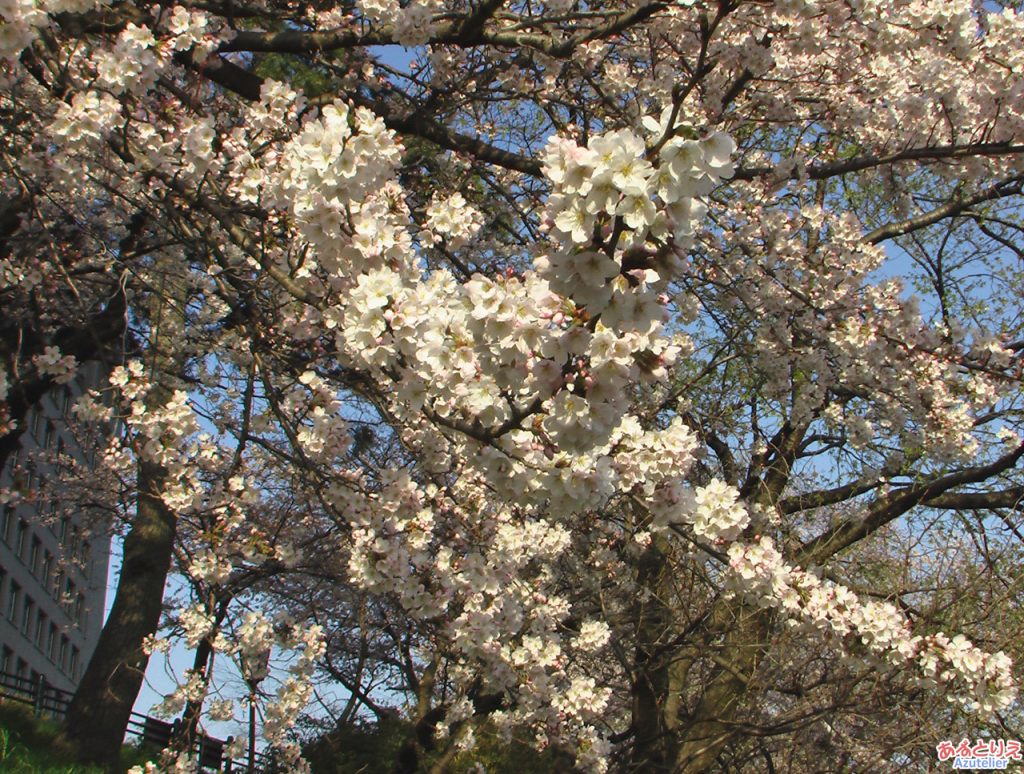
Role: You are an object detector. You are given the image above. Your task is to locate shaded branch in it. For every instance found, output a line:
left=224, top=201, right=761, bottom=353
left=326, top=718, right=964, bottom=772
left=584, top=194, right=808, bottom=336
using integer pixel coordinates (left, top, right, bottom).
left=797, top=443, right=1024, bottom=564
left=864, top=176, right=1024, bottom=244
left=733, top=143, right=1024, bottom=182
left=923, top=486, right=1024, bottom=511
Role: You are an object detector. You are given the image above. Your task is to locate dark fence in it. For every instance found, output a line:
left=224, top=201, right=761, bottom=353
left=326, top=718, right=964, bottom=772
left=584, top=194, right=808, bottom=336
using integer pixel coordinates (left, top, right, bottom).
left=0, top=670, right=275, bottom=772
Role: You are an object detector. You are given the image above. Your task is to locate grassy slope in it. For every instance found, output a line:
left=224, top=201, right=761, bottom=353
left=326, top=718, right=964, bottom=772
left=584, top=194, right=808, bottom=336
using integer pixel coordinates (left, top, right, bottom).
left=0, top=699, right=154, bottom=773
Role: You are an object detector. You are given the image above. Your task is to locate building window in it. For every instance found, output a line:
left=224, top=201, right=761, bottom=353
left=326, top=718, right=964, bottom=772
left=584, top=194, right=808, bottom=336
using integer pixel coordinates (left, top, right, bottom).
left=68, top=525, right=81, bottom=564
left=62, top=578, right=75, bottom=614
left=15, top=658, right=26, bottom=681
left=0, top=646, right=11, bottom=675
left=74, top=593, right=85, bottom=629
left=56, top=438, right=67, bottom=477
left=35, top=611, right=46, bottom=650
left=51, top=569, right=64, bottom=600
left=43, top=420, right=56, bottom=450
left=79, top=539, right=90, bottom=570
left=58, top=516, right=69, bottom=542
left=58, top=636, right=68, bottom=673
left=7, top=582, right=20, bottom=622
left=41, top=552, right=53, bottom=589
left=0, top=506, right=13, bottom=544
left=47, top=624, right=57, bottom=662
left=15, top=520, right=28, bottom=560
left=69, top=647, right=79, bottom=680
left=29, top=536, right=41, bottom=577
left=20, top=597, right=34, bottom=636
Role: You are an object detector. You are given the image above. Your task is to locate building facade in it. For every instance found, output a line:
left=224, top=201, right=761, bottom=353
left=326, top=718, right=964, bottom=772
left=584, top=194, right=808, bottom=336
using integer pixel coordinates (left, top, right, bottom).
left=0, top=362, right=111, bottom=694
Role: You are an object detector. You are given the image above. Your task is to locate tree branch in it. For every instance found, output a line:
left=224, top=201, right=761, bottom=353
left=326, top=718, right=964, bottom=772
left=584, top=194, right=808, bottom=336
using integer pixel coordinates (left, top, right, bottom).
left=797, top=443, right=1024, bottom=564
left=733, top=143, right=1024, bottom=182
left=864, top=176, right=1024, bottom=244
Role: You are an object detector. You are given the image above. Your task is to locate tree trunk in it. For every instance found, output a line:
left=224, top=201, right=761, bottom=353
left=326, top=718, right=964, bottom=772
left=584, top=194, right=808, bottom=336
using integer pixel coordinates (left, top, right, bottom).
left=629, top=538, right=680, bottom=772
left=62, top=456, right=177, bottom=768
left=673, top=600, right=773, bottom=773
left=628, top=536, right=773, bottom=774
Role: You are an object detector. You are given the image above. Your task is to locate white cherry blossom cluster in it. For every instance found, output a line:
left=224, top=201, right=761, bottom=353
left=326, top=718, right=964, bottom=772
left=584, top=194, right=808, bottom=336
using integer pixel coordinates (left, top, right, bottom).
left=109, top=363, right=201, bottom=474
left=467, top=405, right=700, bottom=521
left=129, top=114, right=215, bottom=184
left=651, top=478, right=750, bottom=541
left=262, top=100, right=409, bottom=284
left=33, top=345, right=78, bottom=383
left=0, top=0, right=109, bottom=59
left=0, top=0, right=45, bottom=59
left=49, top=90, right=124, bottom=151
left=262, top=623, right=325, bottom=749
left=333, top=467, right=628, bottom=750
left=539, top=120, right=733, bottom=315
left=92, top=23, right=160, bottom=95
left=128, top=388, right=198, bottom=467
left=727, top=536, right=1017, bottom=713
left=275, top=371, right=354, bottom=465
left=162, top=5, right=215, bottom=55
left=354, top=0, right=439, bottom=45
left=341, top=261, right=689, bottom=475
left=422, top=191, right=484, bottom=248
left=637, top=0, right=1024, bottom=180
left=393, top=0, right=439, bottom=46
left=188, top=547, right=233, bottom=585
left=178, top=604, right=216, bottom=649
left=706, top=202, right=1003, bottom=461
left=152, top=668, right=208, bottom=719
left=356, top=0, right=398, bottom=25
left=139, top=610, right=322, bottom=772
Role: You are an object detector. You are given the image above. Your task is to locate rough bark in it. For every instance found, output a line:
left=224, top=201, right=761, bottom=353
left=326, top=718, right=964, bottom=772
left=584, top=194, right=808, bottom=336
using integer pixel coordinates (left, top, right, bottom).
left=673, top=601, right=772, bottom=773
left=628, top=536, right=772, bottom=774
left=61, top=456, right=177, bottom=768
left=629, top=539, right=679, bottom=772
left=62, top=269, right=181, bottom=769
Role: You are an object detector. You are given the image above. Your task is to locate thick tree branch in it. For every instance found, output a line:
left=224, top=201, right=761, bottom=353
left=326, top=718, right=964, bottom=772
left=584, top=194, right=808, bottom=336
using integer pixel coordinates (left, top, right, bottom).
left=923, top=486, right=1024, bottom=510
left=797, top=443, right=1024, bottom=564
left=220, top=2, right=664, bottom=57
left=779, top=479, right=881, bottom=515
left=864, top=176, right=1024, bottom=244
left=356, top=94, right=544, bottom=177
left=733, top=143, right=1024, bottom=182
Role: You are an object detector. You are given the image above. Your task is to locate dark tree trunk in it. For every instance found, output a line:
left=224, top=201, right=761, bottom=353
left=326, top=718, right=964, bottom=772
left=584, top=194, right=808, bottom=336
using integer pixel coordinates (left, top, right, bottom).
left=672, top=601, right=772, bottom=773
left=62, top=456, right=177, bottom=769
left=629, top=538, right=680, bottom=772
left=628, top=536, right=773, bottom=774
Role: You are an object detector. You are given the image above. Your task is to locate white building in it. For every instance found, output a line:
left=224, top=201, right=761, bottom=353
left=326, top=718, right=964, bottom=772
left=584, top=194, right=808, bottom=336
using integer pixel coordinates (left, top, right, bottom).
left=0, top=362, right=111, bottom=695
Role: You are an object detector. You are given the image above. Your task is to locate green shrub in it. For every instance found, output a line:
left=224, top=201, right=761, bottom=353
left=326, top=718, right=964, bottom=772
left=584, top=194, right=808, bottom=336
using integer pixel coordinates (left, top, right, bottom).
left=302, top=716, right=570, bottom=774
left=0, top=699, right=153, bottom=773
